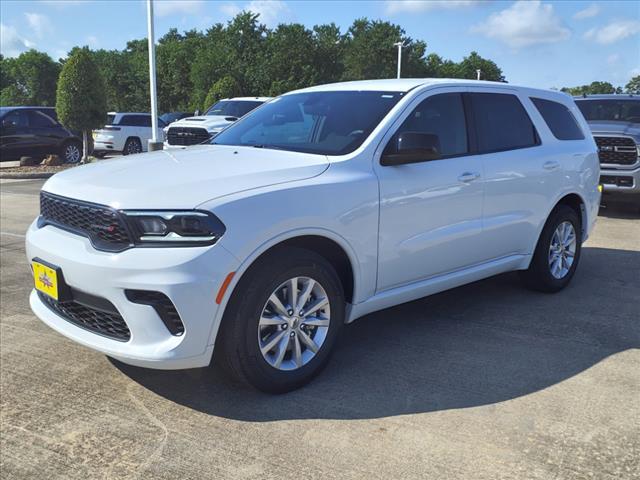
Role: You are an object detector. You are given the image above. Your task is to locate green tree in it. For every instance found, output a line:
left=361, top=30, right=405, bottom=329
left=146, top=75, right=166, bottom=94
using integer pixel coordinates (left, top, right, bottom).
left=561, top=81, right=619, bottom=96
left=456, top=51, right=505, bottom=82
left=0, top=50, right=60, bottom=106
left=203, top=76, right=241, bottom=111
left=56, top=48, right=107, bottom=161
left=625, top=75, right=640, bottom=94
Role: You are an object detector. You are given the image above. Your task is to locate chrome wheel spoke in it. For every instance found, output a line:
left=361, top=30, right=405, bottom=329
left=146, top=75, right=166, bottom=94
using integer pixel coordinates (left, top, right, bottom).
left=293, top=334, right=303, bottom=368
left=287, top=277, right=298, bottom=311
left=303, top=317, right=330, bottom=327
left=272, top=334, right=290, bottom=368
left=260, top=329, right=287, bottom=356
left=296, top=279, right=315, bottom=311
left=259, top=315, right=285, bottom=327
left=268, top=294, right=289, bottom=317
left=298, top=329, right=319, bottom=353
left=548, top=221, right=577, bottom=279
left=303, top=296, right=329, bottom=317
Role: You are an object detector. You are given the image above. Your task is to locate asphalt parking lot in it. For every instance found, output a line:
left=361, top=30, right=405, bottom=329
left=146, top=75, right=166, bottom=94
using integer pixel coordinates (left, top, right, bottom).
left=1, top=178, right=638, bottom=480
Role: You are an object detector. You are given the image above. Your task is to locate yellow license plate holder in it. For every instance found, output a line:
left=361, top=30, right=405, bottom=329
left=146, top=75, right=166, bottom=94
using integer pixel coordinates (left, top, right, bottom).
left=33, top=260, right=59, bottom=300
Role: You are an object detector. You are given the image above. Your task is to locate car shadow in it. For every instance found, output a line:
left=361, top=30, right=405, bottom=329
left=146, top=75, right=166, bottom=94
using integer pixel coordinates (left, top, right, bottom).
left=112, top=246, right=639, bottom=421
left=598, top=201, right=640, bottom=219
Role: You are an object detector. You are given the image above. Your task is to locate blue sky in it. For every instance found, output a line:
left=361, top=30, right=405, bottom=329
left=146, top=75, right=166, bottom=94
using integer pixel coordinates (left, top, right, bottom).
left=1, top=0, right=639, bottom=89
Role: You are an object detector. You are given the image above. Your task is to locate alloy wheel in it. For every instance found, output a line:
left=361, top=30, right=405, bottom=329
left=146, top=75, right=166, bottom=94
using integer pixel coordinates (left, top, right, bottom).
left=64, top=144, right=81, bottom=163
left=258, top=276, right=331, bottom=371
left=548, top=221, right=577, bottom=279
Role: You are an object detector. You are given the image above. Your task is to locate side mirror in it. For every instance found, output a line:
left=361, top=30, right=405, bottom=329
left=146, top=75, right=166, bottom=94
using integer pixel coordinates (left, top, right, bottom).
left=381, top=131, right=441, bottom=166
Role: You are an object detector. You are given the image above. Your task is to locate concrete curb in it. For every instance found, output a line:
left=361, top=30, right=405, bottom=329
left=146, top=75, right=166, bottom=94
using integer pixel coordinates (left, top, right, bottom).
left=0, top=172, right=56, bottom=179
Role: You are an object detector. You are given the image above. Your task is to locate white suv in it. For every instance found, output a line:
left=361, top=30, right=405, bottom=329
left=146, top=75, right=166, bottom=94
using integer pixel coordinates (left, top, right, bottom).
left=27, top=79, right=600, bottom=393
left=93, top=112, right=166, bottom=156
left=164, top=97, right=269, bottom=147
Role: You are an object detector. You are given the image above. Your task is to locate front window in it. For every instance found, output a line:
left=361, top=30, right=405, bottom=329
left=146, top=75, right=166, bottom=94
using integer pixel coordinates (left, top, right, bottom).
left=212, top=91, right=404, bottom=155
left=575, top=100, right=640, bottom=124
left=205, top=100, right=263, bottom=118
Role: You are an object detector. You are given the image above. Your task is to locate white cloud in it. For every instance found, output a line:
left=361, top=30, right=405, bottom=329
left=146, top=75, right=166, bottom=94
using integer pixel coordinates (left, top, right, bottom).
left=0, top=23, right=36, bottom=57
left=573, top=3, right=600, bottom=20
left=154, top=0, right=204, bottom=17
left=607, top=53, right=620, bottom=65
left=86, top=35, right=99, bottom=48
left=385, top=0, right=484, bottom=14
left=584, top=20, right=640, bottom=45
left=219, top=3, right=241, bottom=17
left=471, top=1, right=570, bottom=48
left=219, top=1, right=292, bottom=27
left=25, top=13, right=52, bottom=39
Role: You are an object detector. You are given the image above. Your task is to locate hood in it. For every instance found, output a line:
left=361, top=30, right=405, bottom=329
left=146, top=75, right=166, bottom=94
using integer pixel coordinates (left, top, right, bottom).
left=43, top=145, right=329, bottom=209
left=587, top=121, right=640, bottom=140
left=169, top=115, right=236, bottom=132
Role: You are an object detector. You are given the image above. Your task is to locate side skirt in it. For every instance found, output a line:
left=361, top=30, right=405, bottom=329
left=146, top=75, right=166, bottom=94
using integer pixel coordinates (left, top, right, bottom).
left=346, top=254, right=530, bottom=323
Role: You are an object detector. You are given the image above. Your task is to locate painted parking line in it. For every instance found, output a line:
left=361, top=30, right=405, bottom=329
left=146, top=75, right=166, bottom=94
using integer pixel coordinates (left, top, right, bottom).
left=0, top=231, right=26, bottom=238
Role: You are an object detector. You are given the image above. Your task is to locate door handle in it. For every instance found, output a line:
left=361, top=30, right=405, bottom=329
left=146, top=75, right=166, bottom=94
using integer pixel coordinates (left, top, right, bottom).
left=458, top=172, right=480, bottom=183
left=543, top=160, right=560, bottom=171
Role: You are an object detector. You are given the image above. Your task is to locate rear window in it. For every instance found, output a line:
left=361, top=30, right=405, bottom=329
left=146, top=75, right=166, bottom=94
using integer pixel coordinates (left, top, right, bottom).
left=531, top=98, right=584, bottom=140
left=470, top=93, right=539, bottom=153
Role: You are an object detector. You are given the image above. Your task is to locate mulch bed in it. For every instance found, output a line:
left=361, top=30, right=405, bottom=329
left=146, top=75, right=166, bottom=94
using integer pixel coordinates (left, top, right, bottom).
left=0, top=165, right=75, bottom=179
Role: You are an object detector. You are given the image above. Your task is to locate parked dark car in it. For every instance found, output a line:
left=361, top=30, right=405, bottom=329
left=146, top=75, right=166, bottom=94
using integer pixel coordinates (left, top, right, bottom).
left=0, top=106, right=83, bottom=163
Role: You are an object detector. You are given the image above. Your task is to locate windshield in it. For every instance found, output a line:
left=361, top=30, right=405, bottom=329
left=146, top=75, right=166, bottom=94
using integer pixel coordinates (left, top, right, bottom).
left=160, top=112, right=188, bottom=124
left=576, top=99, right=640, bottom=124
left=211, top=91, right=404, bottom=155
left=205, top=100, right=263, bottom=118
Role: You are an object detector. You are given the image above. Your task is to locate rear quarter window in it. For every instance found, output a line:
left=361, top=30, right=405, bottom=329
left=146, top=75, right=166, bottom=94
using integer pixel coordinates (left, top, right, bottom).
left=531, top=98, right=584, bottom=141
left=470, top=92, right=539, bottom=153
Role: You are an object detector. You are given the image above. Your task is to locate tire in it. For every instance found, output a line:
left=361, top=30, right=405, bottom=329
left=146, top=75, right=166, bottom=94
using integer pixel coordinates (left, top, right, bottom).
left=217, top=247, right=345, bottom=393
left=520, top=204, right=582, bottom=293
left=123, top=137, right=142, bottom=155
left=61, top=140, right=82, bottom=164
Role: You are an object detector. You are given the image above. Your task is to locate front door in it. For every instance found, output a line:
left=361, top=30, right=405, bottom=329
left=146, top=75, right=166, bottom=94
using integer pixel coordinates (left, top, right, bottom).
left=374, top=90, right=485, bottom=292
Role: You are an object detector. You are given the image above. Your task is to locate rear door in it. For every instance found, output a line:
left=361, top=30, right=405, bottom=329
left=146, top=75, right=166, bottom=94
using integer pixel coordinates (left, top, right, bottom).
left=374, top=88, right=486, bottom=291
left=27, top=110, right=64, bottom=156
left=467, top=88, right=562, bottom=260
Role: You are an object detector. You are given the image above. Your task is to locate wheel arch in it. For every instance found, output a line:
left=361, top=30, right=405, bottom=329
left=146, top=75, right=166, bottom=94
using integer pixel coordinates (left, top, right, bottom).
left=210, top=230, right=360, bottom=348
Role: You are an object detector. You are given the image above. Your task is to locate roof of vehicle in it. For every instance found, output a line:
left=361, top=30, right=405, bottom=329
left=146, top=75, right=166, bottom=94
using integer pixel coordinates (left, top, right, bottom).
left=573, top=94, right=637, bottom=100
left=108, top=112, right=154, bottom=115
left=221, top=97, right=272, bottom=102
left=288, top=78, right=564, bottom=97
left=0, top=106, right=55, bottom=110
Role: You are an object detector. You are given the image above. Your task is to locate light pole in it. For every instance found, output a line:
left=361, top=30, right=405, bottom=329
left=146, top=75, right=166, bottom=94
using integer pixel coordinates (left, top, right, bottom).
left=476, top=69, right=481, bottom=81
left=393, top=41, right=405, bottom=79
left=147, top=0, right=162, bottom=151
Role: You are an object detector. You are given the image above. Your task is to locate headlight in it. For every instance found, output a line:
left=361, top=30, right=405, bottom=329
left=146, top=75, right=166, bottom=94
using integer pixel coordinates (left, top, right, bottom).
left=122, top=210, right=225, bottom=246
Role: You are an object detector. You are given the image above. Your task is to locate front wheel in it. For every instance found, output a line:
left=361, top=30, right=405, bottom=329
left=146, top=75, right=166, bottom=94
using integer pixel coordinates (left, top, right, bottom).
left=520, top=204, right=582, bottom=292
left=217, top=247, right=345, bottom=393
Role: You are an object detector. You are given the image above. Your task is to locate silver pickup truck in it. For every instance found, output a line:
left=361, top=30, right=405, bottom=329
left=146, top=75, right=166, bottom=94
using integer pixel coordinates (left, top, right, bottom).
left=575, top=94, right=640, bottom=206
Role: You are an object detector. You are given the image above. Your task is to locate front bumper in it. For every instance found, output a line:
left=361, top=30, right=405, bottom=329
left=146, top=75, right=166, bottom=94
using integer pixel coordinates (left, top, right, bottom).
left=600, top=164, right=640, bottom=199
left=26, top=219, right=239, bottom=369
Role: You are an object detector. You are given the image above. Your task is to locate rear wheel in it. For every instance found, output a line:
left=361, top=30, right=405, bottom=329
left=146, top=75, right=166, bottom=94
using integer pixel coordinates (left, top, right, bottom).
left=123, top=137, right=142, bottom=155
left=61, top=140, right=82, bottom=164
left=520, top=205, right=582, bottom=292
left=217, top=247, right=344, bottom=393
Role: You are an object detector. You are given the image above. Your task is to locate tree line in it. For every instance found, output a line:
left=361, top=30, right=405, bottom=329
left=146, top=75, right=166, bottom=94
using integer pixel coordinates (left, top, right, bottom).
left=2, top=12, right=637, bottom=114
left=1, top=13, right=506, bottom=113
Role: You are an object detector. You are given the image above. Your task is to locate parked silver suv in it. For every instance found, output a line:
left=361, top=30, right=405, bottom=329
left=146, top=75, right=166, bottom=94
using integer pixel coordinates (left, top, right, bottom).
left=575, top=95, right=640, bottom=205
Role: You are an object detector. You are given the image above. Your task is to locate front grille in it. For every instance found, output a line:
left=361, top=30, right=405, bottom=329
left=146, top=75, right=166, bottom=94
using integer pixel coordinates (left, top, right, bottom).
left=594, top=136, right=638, bottom=165
left=38, top=291, right=131, bottom=341
left=600, top=175, right=634, bottom=188
left=125, top=290, right=185, bottom=336
left=167, top=127, right=211, bottom=146
left=40, top=192, right=132, bottom=251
